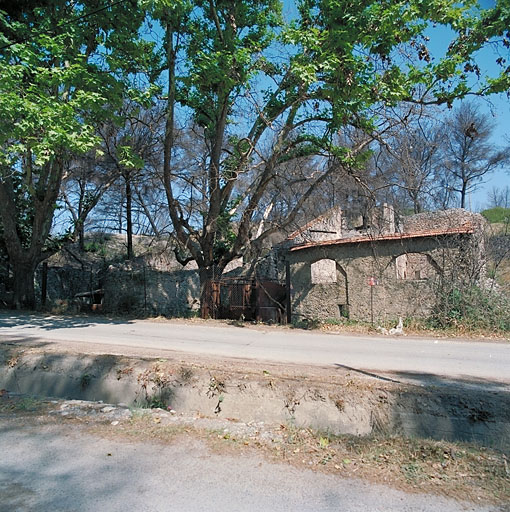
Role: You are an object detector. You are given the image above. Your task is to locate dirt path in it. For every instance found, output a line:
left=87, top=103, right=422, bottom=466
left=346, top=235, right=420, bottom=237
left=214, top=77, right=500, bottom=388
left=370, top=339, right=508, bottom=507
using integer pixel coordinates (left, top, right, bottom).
left=1, top=394, right=508, bottom=512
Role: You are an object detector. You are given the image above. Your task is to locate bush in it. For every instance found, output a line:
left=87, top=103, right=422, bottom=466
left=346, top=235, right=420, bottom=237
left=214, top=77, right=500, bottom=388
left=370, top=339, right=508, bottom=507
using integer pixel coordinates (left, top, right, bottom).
left=430, top=285, right=510, bottom=332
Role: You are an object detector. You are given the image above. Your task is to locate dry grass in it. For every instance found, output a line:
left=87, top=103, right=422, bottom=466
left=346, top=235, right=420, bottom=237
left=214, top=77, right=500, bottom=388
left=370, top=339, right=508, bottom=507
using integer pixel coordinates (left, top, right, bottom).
left=318, top=316, right=510, bottom=341
left=493, top=258, right=510, bottom=291
left=258, top=426, right=510, bottom=505
left=0, top=392, right=48, bottom=413
left=92, top=414, right=189, bottom=443
left=91, top=414, right=510, bottom=506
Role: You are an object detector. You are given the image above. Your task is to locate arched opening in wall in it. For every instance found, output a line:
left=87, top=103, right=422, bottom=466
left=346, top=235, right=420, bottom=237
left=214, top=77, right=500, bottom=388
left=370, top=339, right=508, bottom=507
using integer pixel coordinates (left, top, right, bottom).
left=393, top=253, right=442, bottom=281
left=309, top=258, right=349, bottom=318
left=311, top=258, right=336, bottom=284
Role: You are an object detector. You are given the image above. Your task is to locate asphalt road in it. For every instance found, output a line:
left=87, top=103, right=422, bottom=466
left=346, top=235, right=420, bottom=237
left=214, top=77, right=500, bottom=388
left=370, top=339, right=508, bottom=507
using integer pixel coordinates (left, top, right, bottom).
left=0, top=418, right=495, bottom=512
left=1, top=312, right=509, bottom=386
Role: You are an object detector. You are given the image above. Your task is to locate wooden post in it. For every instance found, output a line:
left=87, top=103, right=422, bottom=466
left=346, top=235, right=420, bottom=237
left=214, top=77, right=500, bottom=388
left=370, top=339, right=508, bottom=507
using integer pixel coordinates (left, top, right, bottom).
left=285, top=261, right=292, bottom=324
left=143, top=263, right=147, bottom=317
left=368, top=276, right=377, bottom=325
left=370, top=284, right=374, bottom=325
left=41, top=262, right=48, bottom=307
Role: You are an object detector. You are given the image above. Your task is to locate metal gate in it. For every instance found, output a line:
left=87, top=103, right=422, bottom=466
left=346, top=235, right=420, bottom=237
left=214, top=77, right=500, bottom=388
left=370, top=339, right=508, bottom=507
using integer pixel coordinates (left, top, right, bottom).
left=202, top=278, right=287, bottom=323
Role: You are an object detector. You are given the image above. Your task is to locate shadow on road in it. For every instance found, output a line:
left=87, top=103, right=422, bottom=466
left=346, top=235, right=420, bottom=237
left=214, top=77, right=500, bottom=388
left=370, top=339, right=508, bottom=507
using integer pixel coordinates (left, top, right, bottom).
left=0, top=425, right=130, bottom=512
left=334, top=363, right=510, bottom=392
left=333, top=363, right=510, bottom=450
left=334, top=363, right=402, bottom=384
left=0, top=311, right=134, bottom=330
left=389, top=369, right=510, bottom=392
left=0, top=336, right=52, bottom=350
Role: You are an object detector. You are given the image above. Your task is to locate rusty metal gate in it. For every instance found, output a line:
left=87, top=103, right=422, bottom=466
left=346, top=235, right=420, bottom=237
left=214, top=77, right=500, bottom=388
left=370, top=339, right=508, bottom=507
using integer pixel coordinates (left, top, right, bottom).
left=202, top=278, right=287, bottom=323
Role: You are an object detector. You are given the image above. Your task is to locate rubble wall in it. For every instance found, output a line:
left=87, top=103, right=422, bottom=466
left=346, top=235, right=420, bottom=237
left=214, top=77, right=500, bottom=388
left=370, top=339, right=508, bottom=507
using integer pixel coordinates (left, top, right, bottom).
left=288, top=235, right=473, bottom=323
left=102, top=266, right=200, bottom=317
left=402, top=209, right=485, bottom=233
left=44, top=266, right=98, bottom=301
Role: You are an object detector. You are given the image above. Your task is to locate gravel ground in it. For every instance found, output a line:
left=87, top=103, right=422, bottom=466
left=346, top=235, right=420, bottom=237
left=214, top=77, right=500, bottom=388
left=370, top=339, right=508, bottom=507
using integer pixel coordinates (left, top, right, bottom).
left=0, top=396, right=505, bottom=512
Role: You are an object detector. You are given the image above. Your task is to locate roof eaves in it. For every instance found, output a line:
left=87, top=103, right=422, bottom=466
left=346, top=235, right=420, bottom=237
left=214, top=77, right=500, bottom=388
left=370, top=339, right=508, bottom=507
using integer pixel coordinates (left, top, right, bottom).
left=289, top=224, right=475, bottom=252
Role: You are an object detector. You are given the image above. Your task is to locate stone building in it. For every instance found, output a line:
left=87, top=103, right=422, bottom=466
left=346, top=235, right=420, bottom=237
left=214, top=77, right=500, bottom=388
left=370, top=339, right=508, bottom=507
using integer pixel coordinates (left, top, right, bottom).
left=34, top=209, right=486, bottom=323
left=285, top=208, right=486, bottom=323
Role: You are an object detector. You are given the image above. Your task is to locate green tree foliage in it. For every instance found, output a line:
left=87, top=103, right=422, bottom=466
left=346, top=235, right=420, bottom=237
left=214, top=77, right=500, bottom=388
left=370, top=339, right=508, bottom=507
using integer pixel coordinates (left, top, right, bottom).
left=0, top=0, right=148, bottom=308
left=1, top=0, right=510, bottom=312
left=481, top=207, right=510, bottom=224
left=148, top=0, right=510, bottom=313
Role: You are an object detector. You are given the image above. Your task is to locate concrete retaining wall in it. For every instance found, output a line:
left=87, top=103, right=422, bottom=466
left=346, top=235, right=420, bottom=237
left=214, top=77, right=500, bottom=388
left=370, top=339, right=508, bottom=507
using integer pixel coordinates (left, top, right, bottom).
left=1, top=348, right=508, bottom=448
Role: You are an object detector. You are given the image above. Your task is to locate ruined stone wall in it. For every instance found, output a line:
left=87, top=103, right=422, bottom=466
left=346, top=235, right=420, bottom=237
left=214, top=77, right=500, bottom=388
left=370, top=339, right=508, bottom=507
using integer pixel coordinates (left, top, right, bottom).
left=297, top=260, right=349, bottom=320
left=402, top=208, right=485, bottom=233
left=289, top=206, right=343, bottom=245
left=288, top=235, right=471, bottom=323
left=44, top=266, right=98, bottom=301
left=102, top=266, right=200, bottom=316
left=38, top=262, right=200, bottom=316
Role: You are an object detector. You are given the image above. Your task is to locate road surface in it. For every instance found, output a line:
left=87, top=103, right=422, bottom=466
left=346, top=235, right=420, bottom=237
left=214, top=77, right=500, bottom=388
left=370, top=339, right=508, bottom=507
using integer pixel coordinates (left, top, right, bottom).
left=1, top=312, right=509, bottom=387
left=0, top=416, right=495, bottom=512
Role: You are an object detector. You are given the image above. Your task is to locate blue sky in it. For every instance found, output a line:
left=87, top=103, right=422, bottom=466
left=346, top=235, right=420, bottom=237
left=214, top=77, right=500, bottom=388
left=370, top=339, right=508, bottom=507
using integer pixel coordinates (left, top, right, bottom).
left=146, top=1, right=509, bottom=212
left=471, top=97, right=510, bottom=211
left=424, top=17, right=510, bottom=210
left=465, top=1, right=510, bottom=210
left=280, top=0, right=510, bottom=211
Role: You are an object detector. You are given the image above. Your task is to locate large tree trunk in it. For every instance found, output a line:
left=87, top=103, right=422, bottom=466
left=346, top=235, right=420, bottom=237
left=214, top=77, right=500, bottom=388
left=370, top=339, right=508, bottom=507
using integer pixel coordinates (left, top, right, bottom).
left=125, top=174, right=133, bottom=259
left=12, top=258, right=38, bottom=310
left=460, top=181, right=467, bottom=209
left=77, top=190, right=85, bottom=252
left=78, top=222, right=85, bottom=252
left=0, top=158, right=64, bottom=311
left=199, top=266, right=222, bottom=319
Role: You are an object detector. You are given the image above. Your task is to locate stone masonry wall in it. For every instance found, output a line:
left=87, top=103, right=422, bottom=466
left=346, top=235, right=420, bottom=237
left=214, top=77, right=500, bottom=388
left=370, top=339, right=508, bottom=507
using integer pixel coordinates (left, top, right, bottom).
left=289, top=206, right=343, bottom=245
left=402, top=209, right=485, bottom=233
left=102, top=266, right=200, bottom=316
left=37, top=264, right=200, bottom=317
left=288, top=235, right=471, bottom=323
left=44, top=266, right=97, bottom=301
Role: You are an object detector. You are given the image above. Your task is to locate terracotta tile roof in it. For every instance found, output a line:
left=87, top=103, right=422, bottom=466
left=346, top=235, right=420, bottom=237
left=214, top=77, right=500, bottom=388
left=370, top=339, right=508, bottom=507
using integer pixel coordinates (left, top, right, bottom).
left=289, top=223, right=475, bottom=252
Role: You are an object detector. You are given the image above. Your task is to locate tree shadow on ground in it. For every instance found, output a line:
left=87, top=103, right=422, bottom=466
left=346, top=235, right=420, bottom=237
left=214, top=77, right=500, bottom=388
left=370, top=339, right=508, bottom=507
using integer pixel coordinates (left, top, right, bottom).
left=0, top=424, right=135, bottom=512
left=0, top=336, right=51, bottom=349
left=333, top=363, right=510, bottom=450
left=388, top=369, right=510, bottom=392
left=0, top=311, right=135, bottom=330
left=0, top=347, right=138, bottom=405
left=334, top=363, right=510, bottom=392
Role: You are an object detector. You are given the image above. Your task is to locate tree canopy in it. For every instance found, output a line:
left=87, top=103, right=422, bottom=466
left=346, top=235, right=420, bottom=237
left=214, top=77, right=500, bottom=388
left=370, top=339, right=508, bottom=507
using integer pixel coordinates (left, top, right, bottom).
left=0, top=0, right=149, bottom=307
left=149, top=1, right=510, bottom=296
left=1, top=0, right=509, bottom=310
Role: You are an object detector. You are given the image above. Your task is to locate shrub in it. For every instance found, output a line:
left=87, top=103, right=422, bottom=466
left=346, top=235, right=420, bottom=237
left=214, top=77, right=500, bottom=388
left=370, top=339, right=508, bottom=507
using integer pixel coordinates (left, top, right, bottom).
left=430, top=285, right=510, bottom=332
